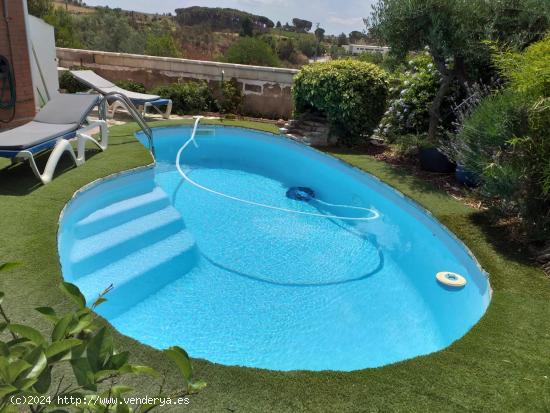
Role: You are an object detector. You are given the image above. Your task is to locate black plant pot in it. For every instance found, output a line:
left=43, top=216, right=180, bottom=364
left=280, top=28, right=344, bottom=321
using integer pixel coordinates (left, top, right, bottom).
left=419, top=147, right=456, bottom=173
left=455, top=164, right=480, bottom=188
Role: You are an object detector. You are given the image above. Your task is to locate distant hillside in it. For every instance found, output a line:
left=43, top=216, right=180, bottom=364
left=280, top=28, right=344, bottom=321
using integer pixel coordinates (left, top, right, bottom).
left=36, top=2, right=352, bottom=68
left=175, top=7, right=274, bottom=32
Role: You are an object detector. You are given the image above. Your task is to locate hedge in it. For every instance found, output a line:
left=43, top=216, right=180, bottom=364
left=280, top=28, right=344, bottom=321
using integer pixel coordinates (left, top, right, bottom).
left=293, top=59, right=389, bottom=144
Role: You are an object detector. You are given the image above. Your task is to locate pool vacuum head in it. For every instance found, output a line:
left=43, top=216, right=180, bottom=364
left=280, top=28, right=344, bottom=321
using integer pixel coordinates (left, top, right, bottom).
left=286, top=187, right=315, bottom=201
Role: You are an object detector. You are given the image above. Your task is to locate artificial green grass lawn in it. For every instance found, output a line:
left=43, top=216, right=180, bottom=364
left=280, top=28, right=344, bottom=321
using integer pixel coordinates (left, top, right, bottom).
left=1, top=119, right=550, bottom=412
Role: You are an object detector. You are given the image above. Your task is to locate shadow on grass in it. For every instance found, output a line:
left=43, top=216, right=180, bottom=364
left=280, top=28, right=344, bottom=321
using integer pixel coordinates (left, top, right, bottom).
left=468, top=210, right=533, bottom=266
left=324, top=145, right=447, bottom=198
left=0, top=149, right=101, bottom=196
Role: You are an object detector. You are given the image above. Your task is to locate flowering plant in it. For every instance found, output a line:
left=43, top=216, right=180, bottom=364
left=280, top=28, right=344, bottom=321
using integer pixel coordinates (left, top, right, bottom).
left=374, top=54, right=440, bottom=144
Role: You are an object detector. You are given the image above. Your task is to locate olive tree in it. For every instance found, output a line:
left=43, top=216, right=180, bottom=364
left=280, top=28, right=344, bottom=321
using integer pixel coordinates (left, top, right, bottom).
left=366, top=0, right=549, bottom=140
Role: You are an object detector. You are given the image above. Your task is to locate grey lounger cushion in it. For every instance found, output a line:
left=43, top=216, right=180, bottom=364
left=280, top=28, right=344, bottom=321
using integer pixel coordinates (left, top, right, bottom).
left=34, top=94, right=100, bottom=125
left=0, top=122, right=78, bottom=150
left=0, top=93, right=99, bottom=151
left=71, top=70, right=161, bottom=103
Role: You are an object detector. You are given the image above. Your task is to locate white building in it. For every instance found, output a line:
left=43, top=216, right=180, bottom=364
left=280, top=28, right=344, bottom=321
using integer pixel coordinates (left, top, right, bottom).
left=342, top=44, right=390, bottom=55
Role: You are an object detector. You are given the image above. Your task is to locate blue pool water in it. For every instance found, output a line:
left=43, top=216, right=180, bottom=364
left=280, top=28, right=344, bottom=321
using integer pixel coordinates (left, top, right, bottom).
left=58, top=126, right=491, bottom=371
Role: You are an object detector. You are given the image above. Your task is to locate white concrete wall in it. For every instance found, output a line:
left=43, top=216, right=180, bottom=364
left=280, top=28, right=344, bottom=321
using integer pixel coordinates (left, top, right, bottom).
left=57, top=48, right=299, bottom=118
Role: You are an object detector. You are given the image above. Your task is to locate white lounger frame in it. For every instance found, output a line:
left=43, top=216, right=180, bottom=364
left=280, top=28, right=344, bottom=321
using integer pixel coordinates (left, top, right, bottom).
left=13, top=119, right=108, bottom=185
left=110, top=99, right=172, bottom=119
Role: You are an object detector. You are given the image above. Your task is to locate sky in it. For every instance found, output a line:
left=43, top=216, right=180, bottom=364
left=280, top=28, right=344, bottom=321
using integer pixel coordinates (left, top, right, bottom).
left=84, top=0, right=377, bottom=34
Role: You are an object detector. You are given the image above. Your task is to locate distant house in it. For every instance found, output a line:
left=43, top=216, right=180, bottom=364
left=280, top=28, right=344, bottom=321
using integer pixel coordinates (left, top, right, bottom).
left=342, top=44, right=390, bottom=55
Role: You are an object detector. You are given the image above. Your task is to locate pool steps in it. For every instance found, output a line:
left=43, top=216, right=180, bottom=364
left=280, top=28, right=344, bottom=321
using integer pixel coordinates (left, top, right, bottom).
left=65, top=175, right=198, bottom=315
left=70, top=206, right=184, bottom=276
left=76, top=230, right=197, bottom=317
left=74, top=187, right=171, bottom=238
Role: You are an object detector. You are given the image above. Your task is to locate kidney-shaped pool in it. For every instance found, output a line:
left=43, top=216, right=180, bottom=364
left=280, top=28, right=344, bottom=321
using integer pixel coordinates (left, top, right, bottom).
left=58, top=125, right=491, bottom=371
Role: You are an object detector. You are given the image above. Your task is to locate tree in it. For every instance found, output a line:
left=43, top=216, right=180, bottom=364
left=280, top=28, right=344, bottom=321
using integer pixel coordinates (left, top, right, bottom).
left=27, top=0, right=53, bottom=18
left=314, top=24, right=325, bottom=59
left=174, top=7, right=274, bottom=32
left=298, top=37, right=318, bottom=58
left=314, top=26, right=325, bottom=43
left=76, top=8, right=146, bottom=54
left=276, top=21, right=282, bottom=28
left=145, top=34, right=180, bottom=57
left=224, top=37, right=280, bottom=67
left=43, top=7, right=82, bottom=48
left=292, top=18, right=312, bottom=33
left=276, top=38, right=296, bottom=61
left=240, top=16, right=254, bottom=37
left=337, top=32, right=348, bottom=46
left=349, top=30, right=365, bottom=44
left=367, top=0, right=549, bottom=141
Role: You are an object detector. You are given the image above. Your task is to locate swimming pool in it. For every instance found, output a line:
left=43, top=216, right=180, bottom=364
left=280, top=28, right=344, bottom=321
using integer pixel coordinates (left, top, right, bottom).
left=58, top=125, right=491, bottom=371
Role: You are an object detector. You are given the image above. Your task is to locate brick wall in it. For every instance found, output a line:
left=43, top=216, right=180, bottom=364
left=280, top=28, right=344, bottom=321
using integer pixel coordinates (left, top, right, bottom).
left=0, top=0, right=35, bottom=129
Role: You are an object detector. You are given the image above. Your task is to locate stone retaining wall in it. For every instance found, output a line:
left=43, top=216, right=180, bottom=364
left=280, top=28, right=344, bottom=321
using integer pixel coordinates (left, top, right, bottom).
left=57, top=48, right=299, bottom=119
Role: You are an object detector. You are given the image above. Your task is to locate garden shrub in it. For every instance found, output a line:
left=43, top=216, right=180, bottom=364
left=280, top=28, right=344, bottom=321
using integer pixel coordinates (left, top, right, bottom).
left=145, top=33, right=180, bottom=58
left=224, top=37, right=280, bottom=67
left=218, top=79, right=244, bottom=114
left=375, top=54, right=440, bottom=145
left=115, top=80, right=147, bottom=94
left=447, top=35, right=550, bottom=240
left=0, top=263, right=205, bottom=412
left=356, top=51, right=386, bottom=66
left=153, top=81, right=217, bottom=115
left=59, top=70, right=89, bottom=94
left=492, top=33, right=550, bottom=98
left=293, top=59, right=389, bottom=145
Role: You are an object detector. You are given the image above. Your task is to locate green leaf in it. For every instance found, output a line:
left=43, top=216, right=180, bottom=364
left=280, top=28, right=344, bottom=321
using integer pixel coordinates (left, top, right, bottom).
left=86, top=327, right=113, bottom=372
left=0, top=263, right=20, bottom=272
left=8, top=324, right=45, bottom=345
left=0, top=342, right=8, bottom=357
left=94, top=368, right=119, bottom=381
left=21, top=346, right=48, bottom=381
left=164, top=346, right=193, bottom=381
left=0, top=384, right=18, bottom=398
left=68, top=313, right=93, bottom=336
left=7, top=340, right=35, bottom=359
left=0, top=357, right=10, bottom=382
left=188, top=379, right=207, bottom=393
left=0, top=292, right=4, bottom=306
left=52, top=314, right=75, bottom=341
left=15, top=377, right=37, bottom=391
left=34, top=366, right=52, bottom=394
left=59, top=282, right=86, bottom=309
left=106, top=351, right=129, bottom=370
left=70, top=358, right=96, bottom=391
left=35, top=307, right=59, bottom=324
left=91, top=296, right=107, bottom=309
left=7, top=359, right=31, bottom=383
left=45, top=339, right=82, bottom=359
left=110, top=385, right=133, bottom=396
left=115, top=401, right=131, bottom=413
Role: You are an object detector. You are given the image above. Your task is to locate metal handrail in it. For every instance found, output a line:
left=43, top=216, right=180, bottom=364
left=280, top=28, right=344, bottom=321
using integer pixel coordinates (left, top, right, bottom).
left=102, top=92, right=155, bottom=158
